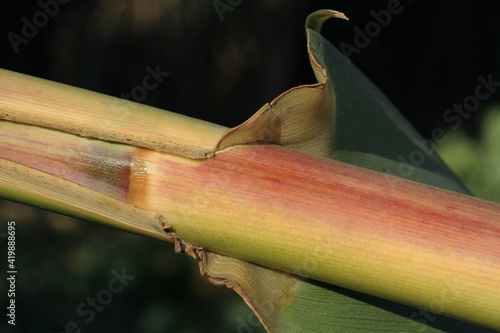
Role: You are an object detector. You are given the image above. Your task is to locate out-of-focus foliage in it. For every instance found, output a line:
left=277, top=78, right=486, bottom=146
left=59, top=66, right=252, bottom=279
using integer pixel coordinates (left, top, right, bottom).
left=436, top=105, right=500, bottom=204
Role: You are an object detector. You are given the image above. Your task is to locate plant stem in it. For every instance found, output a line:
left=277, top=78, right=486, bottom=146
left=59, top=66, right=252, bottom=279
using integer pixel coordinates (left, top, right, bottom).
left=2, top=118, right=498, bottom=329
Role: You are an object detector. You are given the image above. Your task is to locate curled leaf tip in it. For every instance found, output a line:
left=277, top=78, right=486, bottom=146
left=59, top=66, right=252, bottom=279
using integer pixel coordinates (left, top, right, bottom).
left=306, top=9, right=349, bottom=34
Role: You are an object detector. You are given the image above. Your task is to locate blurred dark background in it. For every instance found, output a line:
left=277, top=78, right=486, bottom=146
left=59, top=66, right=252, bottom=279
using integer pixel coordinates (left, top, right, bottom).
left=0, top=1, right=499, bottom=332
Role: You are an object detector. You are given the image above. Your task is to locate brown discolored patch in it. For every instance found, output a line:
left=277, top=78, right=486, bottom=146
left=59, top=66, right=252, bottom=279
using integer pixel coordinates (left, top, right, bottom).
left=127, top=148, right=153, bottom=209
left=82, top=144, right=134, bottom=201
left=0, top=120, right=136, bottom=201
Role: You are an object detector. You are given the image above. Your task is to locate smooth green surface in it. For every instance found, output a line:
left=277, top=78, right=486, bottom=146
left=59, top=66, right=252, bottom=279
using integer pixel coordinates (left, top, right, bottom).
left=308, top=28, right=470, bottom=194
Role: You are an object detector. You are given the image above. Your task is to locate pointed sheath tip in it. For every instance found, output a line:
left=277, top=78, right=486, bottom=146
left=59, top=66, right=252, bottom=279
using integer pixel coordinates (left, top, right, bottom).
left=305, top=9, right=349, bottom=34
left=305, top=10, right=348, bottom=84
